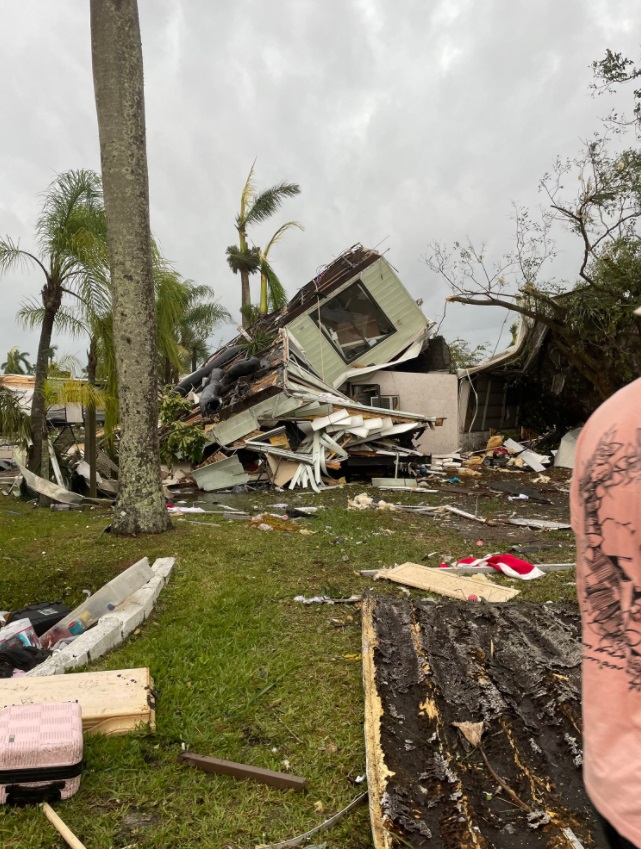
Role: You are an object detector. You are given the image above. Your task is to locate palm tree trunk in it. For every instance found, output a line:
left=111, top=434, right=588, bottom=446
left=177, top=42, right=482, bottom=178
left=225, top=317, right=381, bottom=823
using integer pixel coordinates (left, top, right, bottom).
left=28, top=299, right=57, bottom=475
left=91, top=0, right=170, bottom=535
left=86, top=336, right=98, bottom=499
left=240, top=268, right=251, bottom=328
left=259, top=272, right=268, bottom=316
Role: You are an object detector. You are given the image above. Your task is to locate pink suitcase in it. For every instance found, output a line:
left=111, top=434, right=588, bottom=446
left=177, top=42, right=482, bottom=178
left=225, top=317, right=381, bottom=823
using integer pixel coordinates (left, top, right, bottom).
left=0, top=702, right=83, bottom=805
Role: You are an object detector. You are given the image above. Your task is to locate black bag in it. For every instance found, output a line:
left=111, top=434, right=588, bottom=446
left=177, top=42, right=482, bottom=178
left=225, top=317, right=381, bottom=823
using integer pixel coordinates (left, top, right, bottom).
left=6, top=602, right=71, bottom=637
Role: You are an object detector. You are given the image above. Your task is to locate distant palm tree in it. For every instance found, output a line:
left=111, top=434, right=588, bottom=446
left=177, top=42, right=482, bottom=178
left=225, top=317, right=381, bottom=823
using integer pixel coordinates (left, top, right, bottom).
left=258, top=221, right=303, bottom=316
left=2, top=347, right=33, bottom=375
left=178, top=281, right=231, bottom=374
left=0, top=169, right=105, bottom=474
left=226, top=163, right=300, bottom=327
left=0, top=385, right=30, bottom=444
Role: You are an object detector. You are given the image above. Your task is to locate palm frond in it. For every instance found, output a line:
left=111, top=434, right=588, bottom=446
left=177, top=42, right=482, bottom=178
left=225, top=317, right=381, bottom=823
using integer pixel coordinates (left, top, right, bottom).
left=36, top=170, right=103, bottom=257
left=16, top=299, right=88, bottom=339
left=0, top=386, right=31, bottom=445
left=237, top=160, right=257, bottom=228
left=226, top=244, right=261, bottom=275
left=260, top=260, right=288, bottom=311
left=262, top=220, right=304, bottom=258
left=245, top=181, right=300, bottom=226
left=45, top=378, right=108, bottom=410
left=0, top=237, right=48, bottom=277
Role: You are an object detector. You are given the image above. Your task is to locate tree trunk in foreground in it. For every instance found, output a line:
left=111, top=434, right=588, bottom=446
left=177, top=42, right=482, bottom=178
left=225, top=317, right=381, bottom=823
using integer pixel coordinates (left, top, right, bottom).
left=90, top=0, right=170, bottom=535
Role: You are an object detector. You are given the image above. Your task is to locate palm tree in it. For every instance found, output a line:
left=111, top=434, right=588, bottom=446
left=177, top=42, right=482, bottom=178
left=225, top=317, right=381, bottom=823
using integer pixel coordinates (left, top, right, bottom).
left=258, top=221, right=303, bottom=316
left=91, top=0, right=171, bottom=534
left=226, top=163, right=300, bottom=327
left=0, top=169, right=105, bottom=475
left=177, top=281, right=231, bottom=374
left=2, top=348, right=33, bottom=375
left=0, top=386, right=30, bottom=445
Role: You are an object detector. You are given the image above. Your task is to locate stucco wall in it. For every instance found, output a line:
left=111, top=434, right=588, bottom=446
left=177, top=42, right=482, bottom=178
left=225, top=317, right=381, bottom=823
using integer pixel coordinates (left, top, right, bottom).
left=348, top=370, right=459, bottom=455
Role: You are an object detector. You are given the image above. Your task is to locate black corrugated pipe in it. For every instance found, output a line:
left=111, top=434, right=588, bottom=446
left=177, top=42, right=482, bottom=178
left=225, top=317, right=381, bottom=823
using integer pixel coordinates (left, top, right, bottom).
left=220, top=357, right=261, bottom=387
left=198, top=369, right=225, bottom=415
left=198, top=357, right=262, bottom=416
left=172, top=346, right=244, bottom=396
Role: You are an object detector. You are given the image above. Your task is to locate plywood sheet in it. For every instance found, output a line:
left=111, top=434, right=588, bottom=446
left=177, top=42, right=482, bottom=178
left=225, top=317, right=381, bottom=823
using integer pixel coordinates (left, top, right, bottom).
left=380, top=562, right=519, bottom=602
left=0, top=668, right=154, bottom=735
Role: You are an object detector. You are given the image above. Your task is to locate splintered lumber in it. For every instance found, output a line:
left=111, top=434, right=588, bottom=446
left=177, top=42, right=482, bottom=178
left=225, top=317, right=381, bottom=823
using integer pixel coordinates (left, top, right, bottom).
left=379, top=562, right=519, bottom=601
left=180, top=752, right=307, bottom=791
left=362, top=598, right=393, bottom=849
left=0, top=668, right=154, bottom=735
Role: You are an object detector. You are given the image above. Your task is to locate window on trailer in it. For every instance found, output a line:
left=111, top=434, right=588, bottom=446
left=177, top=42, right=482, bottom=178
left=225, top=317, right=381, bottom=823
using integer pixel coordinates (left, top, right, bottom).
left=312, top=281, right=396, bottom=362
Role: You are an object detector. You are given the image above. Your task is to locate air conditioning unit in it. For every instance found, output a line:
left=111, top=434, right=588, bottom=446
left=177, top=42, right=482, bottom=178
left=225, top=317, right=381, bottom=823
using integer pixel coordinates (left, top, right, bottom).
left=371, top=395, right=400, bottom=411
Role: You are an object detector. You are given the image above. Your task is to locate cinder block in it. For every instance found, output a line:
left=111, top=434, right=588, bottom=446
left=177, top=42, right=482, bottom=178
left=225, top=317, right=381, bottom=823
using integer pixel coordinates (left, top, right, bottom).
left=25, top=656, right=59, bottom=677
left=151, top=557, right=175, bottom=584
left=146, top=574, right=165, bottom=603
left=110, top=599, right=145, bottom=637
left=128, top=584, right=156, bottom=619
left=65, top=649, right=89, bottom=670
left=76, top=617, right=122, bottom=662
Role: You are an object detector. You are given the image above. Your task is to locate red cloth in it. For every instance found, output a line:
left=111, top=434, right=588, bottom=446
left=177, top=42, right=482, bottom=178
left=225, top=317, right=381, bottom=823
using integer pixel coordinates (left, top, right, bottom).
left=455, top=554, right=544, bottom=580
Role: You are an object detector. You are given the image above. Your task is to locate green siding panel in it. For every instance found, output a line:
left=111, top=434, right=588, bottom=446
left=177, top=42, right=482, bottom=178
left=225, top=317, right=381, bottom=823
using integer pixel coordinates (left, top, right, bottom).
left=286, top=258, right=428, bottom=386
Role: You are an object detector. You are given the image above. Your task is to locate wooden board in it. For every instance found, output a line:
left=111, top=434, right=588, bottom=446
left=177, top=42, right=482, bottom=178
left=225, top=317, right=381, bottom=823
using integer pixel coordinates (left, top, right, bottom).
left=180, top=753, right=307, bottom=791
left=361, top=598, right=393, bottom=849
left=0, top=668, right=154, bottom=736
left=379, top=562, right=520, bottom=602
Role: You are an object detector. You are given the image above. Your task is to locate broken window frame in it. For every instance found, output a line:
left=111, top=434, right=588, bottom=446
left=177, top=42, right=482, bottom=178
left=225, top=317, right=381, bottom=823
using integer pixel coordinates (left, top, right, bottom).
left=312, top=281, right=397, bottom=363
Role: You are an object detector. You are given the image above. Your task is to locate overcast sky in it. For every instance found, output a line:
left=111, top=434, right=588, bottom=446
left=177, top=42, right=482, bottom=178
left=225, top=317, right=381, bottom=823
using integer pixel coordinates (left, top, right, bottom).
left=1, top=1, right=639, bottom=369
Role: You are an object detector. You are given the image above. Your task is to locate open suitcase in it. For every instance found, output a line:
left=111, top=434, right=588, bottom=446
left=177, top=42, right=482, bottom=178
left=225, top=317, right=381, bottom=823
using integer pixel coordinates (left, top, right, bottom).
left=0, top=702, right=83, bottom=805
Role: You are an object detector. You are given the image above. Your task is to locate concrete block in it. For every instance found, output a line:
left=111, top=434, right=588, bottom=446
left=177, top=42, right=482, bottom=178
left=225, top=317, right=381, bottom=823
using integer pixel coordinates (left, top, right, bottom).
left=25, top=656, right=59, bottom=677
left=151, top=557, right=175, bottom=584
left=128, top=584, right=156, bottom=619
left=146, top=574, right=164, bottom=604
left=65, top=649, right=89, bottom=670
left=67, top=617, right=122, bottom=663
left=110, top=599, right=145, bottom=638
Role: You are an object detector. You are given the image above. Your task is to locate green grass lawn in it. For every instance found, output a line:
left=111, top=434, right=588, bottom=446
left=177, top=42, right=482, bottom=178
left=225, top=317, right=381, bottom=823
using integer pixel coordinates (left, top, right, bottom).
left=0, top=485, right=577, bottom=848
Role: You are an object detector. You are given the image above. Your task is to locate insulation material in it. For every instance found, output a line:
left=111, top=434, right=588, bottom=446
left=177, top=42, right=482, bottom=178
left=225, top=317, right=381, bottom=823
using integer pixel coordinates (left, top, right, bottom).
left=379, top=562, right=520, bottom=602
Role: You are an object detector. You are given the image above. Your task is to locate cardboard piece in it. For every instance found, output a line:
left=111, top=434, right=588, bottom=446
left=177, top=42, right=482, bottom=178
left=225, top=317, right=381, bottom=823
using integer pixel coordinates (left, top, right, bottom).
left=379, top=562, right=520, bottom=602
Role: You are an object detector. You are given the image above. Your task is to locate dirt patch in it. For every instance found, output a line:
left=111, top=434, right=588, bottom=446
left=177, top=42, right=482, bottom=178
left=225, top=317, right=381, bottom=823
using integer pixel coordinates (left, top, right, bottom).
left=366, top=598, right=605, bottom=848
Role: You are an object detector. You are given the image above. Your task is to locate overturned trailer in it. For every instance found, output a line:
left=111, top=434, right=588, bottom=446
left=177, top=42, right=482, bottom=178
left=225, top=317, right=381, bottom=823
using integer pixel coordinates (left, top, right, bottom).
left=170, top=245, right=454, bottom=490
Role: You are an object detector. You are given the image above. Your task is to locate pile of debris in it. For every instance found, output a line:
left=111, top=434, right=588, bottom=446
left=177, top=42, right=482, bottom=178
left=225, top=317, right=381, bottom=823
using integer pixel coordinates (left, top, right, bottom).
left=428, top=433, right=553, bottom=479
left=167, top=330, right=440, bottom=492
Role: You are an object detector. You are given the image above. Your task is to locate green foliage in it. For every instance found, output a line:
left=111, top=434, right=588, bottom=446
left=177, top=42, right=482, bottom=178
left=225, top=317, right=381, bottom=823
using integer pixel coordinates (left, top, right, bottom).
left=158, top=392, right=208, bottom=465
left=1, top=348, right=32, bottom=375
left=225, top=244, right=261, bottom=276
left=447, top=338, right=490, bottom=371
left=159, top=391, right=192, bottom=426
left=159, top=421, right=209, bottom=466
left=0, top=386, right=30, bottom=445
